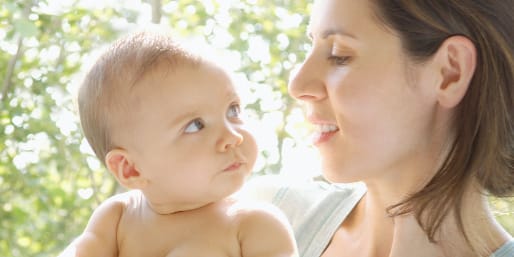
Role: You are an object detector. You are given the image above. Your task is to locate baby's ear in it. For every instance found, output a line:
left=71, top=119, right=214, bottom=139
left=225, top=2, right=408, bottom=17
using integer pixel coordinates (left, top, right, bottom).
left=105, top=149, right=148, bottom=189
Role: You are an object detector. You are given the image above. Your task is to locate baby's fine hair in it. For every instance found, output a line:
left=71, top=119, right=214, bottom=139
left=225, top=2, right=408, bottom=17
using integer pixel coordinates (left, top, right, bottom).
left=78, top=31, right=201, bottom=165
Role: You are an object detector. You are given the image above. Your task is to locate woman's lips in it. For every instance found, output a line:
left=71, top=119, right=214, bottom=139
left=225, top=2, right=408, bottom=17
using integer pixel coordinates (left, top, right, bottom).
left=312, top=130, right=339, bottom=145
left=310, top=123, right=340, bottom=145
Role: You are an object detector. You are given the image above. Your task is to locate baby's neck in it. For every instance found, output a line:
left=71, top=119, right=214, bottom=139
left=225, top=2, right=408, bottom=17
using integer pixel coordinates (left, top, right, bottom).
left=142, top=194, right=219, bottom=215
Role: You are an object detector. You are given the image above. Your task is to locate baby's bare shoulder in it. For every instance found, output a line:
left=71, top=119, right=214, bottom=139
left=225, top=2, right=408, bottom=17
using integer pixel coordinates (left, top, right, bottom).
left=108, top=190, right=143, bottom=206
left=227, top=197, right=286, bottom=220
left=226, top=198, right=298, bottom=257
left=225, top=197, right=292, bottom=238
left=87, top=190, right=143, bottom=224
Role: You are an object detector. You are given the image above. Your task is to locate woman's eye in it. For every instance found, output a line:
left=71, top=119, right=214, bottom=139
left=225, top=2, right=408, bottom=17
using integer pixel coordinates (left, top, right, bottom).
left=227, top=104, right=241, bottom=119
left=184, top=119, right=205, bottom=133
left=328, top=55, right=351, bottom=66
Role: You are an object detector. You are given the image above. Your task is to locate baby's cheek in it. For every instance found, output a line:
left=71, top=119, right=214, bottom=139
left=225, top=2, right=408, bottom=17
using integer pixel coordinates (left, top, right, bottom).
left=245, top=132, right=259, bottom=166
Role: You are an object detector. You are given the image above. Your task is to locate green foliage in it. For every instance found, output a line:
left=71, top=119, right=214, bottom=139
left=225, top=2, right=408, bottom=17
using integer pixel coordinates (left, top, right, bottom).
left=1, top=1, right=122, bottom=256
left=164, top=0, right=313, bottom=174
left=0, top=1, right=313, bottom=256
left=0, top=1, right=512, bottom=256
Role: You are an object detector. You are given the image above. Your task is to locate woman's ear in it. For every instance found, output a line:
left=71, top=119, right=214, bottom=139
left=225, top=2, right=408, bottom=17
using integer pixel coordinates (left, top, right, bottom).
left=434, top=35, right=476, bottom=108
left=105, top=149, right=148, bottom=189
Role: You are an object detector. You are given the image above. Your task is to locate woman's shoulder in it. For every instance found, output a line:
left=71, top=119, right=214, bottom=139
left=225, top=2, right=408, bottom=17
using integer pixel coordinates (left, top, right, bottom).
left=240, top=176, right=365, bottom=228
left=274, top=177, right=366, bottom=204
left=241, top=175, right=366, bottom=210
left=240, top=175, right=366, bottom=257
left=491, top=239, right=514, bottom=257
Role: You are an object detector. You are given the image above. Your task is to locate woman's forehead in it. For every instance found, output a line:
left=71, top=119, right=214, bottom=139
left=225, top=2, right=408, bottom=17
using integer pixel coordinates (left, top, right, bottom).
left=308, top=0, right=374, bottom=39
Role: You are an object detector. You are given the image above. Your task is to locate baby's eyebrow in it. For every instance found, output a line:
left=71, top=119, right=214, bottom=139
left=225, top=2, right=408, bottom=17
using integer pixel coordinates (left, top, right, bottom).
left=230, top=95, right=241, bottom=103
left=307, top=31, right=313, bottom=41
left=225, top=88, right=240, bottom=102
left=168, top=110, right=200, bottom=129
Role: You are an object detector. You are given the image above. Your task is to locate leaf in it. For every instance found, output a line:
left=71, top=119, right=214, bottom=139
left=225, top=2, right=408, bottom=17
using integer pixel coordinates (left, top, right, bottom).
left=13, top=19, right=38, bottom=37
left=5, top=2, right=19, bottom=13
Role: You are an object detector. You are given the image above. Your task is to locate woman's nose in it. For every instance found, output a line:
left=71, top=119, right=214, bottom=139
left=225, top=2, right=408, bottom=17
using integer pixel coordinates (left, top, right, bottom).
left=217, top=124, right=244, bottom=152
left=288, top=53, right=326, bottom=102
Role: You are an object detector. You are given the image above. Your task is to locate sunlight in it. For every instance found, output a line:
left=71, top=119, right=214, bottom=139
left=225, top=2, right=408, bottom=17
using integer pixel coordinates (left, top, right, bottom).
left=19, top=0, right=321, bottom=181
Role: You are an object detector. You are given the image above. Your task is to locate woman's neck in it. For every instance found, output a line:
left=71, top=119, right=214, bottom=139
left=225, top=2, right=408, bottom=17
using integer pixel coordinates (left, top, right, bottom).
left=357, top=181, right=511, bottom=257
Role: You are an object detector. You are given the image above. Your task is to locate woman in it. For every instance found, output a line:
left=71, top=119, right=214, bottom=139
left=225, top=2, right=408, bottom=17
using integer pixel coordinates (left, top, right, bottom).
left=256, top=0, right=513, bottom=256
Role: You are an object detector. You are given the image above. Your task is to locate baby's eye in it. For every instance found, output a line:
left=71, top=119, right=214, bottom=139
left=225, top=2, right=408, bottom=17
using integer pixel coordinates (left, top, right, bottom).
left=184, top=119, right=205, bottom=133
left=227, top=104, right=241, bottom=119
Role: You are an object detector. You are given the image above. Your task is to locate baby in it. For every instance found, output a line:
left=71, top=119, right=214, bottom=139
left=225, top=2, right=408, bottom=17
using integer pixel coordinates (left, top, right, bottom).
left=58, top=31, right=298, bottom=257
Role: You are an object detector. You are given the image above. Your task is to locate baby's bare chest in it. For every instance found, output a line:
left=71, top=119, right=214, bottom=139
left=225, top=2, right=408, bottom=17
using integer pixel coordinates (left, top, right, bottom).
left=116, top=210, right=241, bottom=257
left=119, top=239, right=235, bottom=257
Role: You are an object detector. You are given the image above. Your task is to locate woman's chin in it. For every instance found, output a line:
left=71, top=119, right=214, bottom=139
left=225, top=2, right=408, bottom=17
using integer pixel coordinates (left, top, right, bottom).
left=321, top=163, right=362, bottom=184
left=321, top=169, right=347, bottom=183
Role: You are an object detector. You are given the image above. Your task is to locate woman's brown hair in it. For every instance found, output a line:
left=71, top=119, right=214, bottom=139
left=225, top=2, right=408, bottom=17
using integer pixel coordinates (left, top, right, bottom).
left=371, top=0, right=513, bottom=247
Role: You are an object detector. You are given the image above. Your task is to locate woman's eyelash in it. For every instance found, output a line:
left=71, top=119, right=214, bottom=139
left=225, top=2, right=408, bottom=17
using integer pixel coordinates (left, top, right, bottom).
left=328, top=55, right=351, bottom=65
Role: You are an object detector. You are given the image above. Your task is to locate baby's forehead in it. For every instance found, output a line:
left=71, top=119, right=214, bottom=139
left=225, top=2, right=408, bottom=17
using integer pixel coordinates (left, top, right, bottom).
left=134, top=60, right=238, bottom=97
left=182, top=61, right=236, bottom=88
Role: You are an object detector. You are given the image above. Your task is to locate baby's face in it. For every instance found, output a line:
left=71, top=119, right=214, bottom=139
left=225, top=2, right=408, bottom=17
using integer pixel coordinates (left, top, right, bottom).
left=121, top=62, right=257, bottom=210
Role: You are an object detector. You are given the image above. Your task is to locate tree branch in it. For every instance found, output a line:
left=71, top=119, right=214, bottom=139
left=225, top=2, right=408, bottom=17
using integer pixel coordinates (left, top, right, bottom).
left=1, top=1, right=33, bottom=105
left=1, top=37, right=23, bottom=105
left=150, top=0, right=162, bottom=24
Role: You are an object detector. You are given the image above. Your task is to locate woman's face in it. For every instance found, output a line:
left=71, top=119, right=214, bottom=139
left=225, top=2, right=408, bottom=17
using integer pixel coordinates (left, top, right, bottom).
left=288, top=0, right=442, bottom=182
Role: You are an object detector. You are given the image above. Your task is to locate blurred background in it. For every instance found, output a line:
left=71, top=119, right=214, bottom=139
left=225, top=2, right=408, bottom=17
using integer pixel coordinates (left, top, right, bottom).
left=0, top=0, right=512, bottom=256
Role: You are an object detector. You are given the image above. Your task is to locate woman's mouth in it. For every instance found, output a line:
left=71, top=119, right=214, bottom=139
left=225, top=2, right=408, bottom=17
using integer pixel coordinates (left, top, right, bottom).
left=312, top=124, right=339, bottom=145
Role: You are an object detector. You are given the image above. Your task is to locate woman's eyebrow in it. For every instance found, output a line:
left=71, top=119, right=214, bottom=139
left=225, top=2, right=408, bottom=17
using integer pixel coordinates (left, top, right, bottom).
left=308, top=27, right=357, bottom=40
